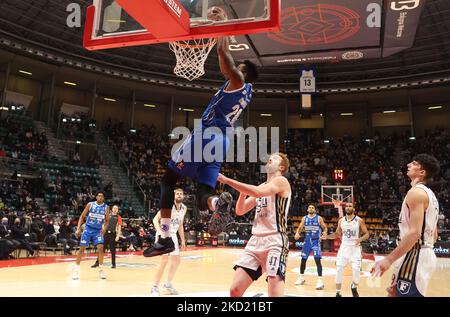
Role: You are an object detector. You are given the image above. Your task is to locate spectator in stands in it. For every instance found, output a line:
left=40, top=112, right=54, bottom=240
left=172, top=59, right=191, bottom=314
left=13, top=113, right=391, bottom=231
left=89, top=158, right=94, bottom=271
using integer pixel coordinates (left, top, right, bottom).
left=31, top=214, right=45, bottom=242
left=10, top=218, right=38, bottom=257
left=43, top=217, right=57, bottom=246
left=120, top=222, right=138, bottom=251
left=0, top=217, right=18, bottom=259
left=58, top=219, right=77, bottom=255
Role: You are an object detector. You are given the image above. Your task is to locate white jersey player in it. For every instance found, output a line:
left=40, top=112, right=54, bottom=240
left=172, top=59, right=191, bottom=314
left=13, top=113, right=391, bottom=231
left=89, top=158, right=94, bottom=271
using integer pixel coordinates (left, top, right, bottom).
left=217, top=153, right=292, bottom=297
left=151, top=188, right=187, bottom=296
left=328, top=203, right=369, bottom=297
left=372, top=154, right=440, bottom=297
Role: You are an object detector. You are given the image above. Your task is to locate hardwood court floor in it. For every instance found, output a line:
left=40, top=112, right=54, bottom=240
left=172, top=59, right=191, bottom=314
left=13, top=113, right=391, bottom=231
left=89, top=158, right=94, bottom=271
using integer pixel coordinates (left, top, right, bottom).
left=0, top=247, right=448, bottom=297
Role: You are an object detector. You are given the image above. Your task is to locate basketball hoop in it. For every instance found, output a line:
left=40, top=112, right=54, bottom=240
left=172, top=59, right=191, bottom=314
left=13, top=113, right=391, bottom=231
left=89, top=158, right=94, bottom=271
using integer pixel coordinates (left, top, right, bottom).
left=332, top=199, right=343, bottom=209
left=169, top=38, right=217, bottom=81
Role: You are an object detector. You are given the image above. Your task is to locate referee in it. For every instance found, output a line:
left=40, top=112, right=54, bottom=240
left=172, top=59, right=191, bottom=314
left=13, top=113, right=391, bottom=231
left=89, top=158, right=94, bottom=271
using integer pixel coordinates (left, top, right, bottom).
left=92, top=205, right=122, bottom=268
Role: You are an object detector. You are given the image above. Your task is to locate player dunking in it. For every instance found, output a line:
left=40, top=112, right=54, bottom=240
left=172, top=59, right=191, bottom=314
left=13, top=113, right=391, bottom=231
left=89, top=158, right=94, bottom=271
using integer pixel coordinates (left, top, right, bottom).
left=151, top=189, right=187, bottom=296
left=217, top=153, right=291, bottom=297
left=72, top=191, right=110, bottom=280
left=372, top=154, right=440, bottom=297
left=294, top=204, right=327, bottom=290
left=327, top=203, right=369, bottom=297
left=144, top=8, right=259, bottom=257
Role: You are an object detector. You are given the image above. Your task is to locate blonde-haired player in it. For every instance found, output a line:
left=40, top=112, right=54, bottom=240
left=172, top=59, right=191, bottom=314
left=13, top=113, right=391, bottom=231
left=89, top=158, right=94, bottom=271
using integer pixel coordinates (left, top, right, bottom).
left=328, top=203, right=369, bottom=297
left=218, top=153, right=291, bottom=297
left=151, top=188, right=187, bottom=296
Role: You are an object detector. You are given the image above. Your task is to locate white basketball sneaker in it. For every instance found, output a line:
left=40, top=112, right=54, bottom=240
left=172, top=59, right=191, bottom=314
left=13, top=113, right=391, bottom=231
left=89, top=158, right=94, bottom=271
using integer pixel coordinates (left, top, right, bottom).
left=151, top=285, right=160, bottom=297
left=71, top=266, right=80, bottom=280
left=295, top=275, right=306, bottom=285
left=99, top=268, right=106, bottom=280
left=163, top=283, right=179, bottom=295
left=316, top=280, right=324, bottom=290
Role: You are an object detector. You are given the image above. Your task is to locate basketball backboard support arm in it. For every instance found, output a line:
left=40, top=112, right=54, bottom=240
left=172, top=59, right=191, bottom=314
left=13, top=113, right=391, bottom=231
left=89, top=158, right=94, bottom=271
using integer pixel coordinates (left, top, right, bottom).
left=83, top=0, right=281, bottom=50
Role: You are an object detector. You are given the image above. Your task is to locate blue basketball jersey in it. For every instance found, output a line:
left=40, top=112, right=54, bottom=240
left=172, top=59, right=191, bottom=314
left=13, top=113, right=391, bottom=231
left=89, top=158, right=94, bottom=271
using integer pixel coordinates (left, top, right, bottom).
left=86, top=202, right=107, bottom=230
left=304, top=214, right=321, bottom=240
left=201, top=81, right=252, bottom=132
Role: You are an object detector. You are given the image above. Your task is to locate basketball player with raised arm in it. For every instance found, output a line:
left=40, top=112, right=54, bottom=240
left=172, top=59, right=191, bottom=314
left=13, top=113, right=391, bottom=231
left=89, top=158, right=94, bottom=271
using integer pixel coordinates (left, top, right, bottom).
left=217, top=153, right=291, bottom=297
left=294, top=204, right=327, bottom=290
left=372, top=154, right=440, bottom=297
left=72, top=191, right=110, bottom=280
left=144, top=7, right=259, bottom=257
left=151, top=189, right=187, bottom=296
left=327, top=203, right=369, bottom=297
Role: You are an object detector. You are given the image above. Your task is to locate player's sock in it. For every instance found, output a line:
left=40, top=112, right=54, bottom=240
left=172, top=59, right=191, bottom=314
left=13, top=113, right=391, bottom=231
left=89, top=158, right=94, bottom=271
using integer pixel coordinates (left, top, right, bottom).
left=210, top=197, right=219, bottom=211
left=160, top=218, right=171, bottom=238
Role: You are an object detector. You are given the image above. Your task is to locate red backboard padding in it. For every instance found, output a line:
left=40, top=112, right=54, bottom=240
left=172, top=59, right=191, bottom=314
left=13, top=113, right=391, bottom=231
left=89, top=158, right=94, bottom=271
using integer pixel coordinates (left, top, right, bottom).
left=114, top=0, right=190, bottom=38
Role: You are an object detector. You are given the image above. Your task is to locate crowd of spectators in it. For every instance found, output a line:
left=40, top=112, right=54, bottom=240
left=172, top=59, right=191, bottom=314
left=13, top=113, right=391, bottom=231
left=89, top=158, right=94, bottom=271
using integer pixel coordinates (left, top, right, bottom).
left=59, top=112, right=96, bottom=142
left=0, top=111, right=49, bottom=161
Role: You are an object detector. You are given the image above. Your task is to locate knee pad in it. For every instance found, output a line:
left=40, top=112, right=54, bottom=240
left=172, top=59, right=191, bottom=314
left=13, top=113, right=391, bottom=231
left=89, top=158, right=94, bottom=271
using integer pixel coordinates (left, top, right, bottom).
left=160, top=169, right=179, bottom=209
left=336, top=266, right=344, bottom=284
left=196, top=183, right=215, bottom=211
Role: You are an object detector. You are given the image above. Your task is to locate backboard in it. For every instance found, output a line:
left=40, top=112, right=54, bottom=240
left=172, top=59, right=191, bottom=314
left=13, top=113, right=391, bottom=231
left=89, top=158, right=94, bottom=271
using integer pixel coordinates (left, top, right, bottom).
left=321, top=185, right=354, bottom=207
left=84, top=0, right=281, bottom=50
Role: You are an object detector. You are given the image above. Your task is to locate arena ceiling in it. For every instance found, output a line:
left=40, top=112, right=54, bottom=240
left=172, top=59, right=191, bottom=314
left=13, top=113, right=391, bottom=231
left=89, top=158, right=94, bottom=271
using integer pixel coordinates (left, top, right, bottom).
left=0, top=0, right=450, bottom=90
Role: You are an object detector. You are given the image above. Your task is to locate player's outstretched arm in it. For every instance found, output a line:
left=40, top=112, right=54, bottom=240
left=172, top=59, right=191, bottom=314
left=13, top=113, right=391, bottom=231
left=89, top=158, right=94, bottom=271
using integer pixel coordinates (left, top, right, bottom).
left=327, top=218, right=342, bottom=240
left=217, top=37, right=244, bottom=90
left=76, top=203, right=90, bottom=238
left=218, top=173, right=289, bottom=198
left=372, top=188, right=427, bottom=276
left=235, top=193, right=256, bottom=216
left=384, top=188, right=426, bottom=263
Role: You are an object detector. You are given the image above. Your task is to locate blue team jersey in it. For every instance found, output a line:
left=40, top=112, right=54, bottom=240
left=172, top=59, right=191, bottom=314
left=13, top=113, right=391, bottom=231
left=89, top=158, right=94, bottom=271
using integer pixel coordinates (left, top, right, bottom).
left=85, top=202, right=107, bottom=230
left=201, top=81, right=252, bottom=131
left=304, top=214, right=321, bottom=240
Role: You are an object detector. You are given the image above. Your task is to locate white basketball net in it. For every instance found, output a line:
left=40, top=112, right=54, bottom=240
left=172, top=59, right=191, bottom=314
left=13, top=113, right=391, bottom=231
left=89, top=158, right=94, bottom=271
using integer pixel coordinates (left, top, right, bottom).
left=169, top=38, right=217, bottom=81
